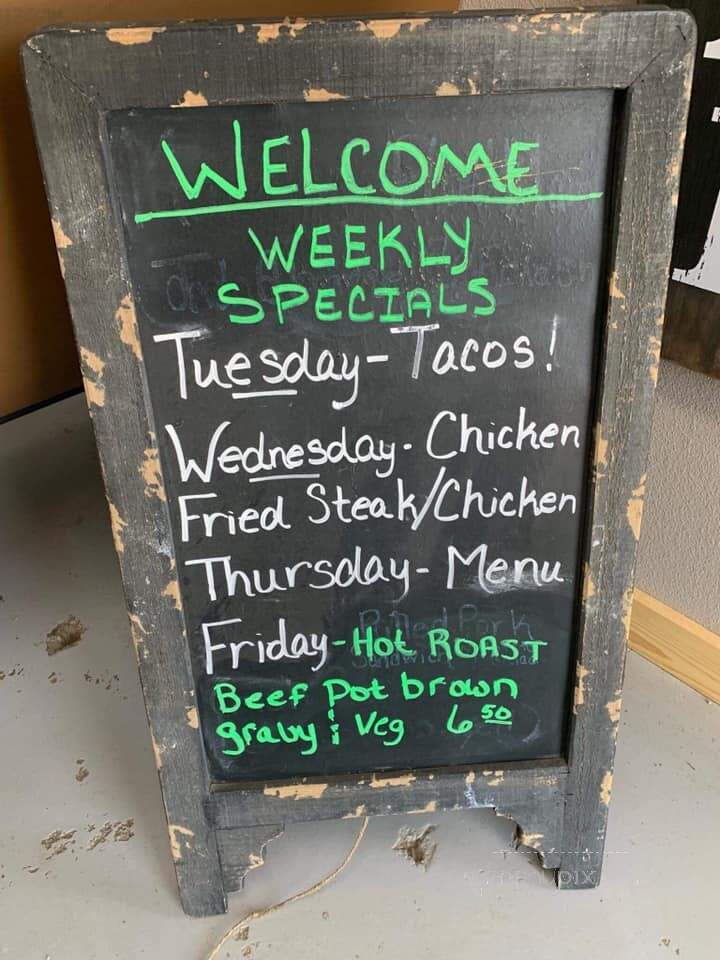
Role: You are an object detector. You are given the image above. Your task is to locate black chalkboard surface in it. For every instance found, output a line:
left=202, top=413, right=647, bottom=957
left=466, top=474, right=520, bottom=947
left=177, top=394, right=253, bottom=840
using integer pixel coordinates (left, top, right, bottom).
left=25, top=11, right=693, bottom=915
left=107, top=91, right=612, bottom=781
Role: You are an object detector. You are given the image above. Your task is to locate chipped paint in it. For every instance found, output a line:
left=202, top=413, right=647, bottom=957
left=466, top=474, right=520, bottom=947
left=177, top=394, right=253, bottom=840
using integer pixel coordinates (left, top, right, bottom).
left=594, top=425, right=609, bottom=471
left=248, top=852, right=264, bottom=869
left=481, top=769, right=504, bottom=786
left=342, top=804, right=367, bottom=819
left=186, top=706, right=199, bottom=729
left=172, top=90, right=208, bottom=108
left=162, top=579, right=181, bottom=611
left=606, top=698, right=622, bottom=725
left=168, top=824, right=194, bottom=861
left=436, top=81, right=460, bottom=97
left=116, top=294, right=142, bottom=361
left=409, top=800, right=438, bottom=813
left=80, top=347, right=105, bottom=407
left=609, top=271, right=626, bottom=305
left=574, top=664, right=590, bottom=712
left=52, top=218, right=72, bottom=249
left=518, top=831, right=543, bottom=849
left=108, top=502, right=126, bottom=554
left=128, top=612, right=147, bottom=658
left=600, top=771, right=613, bottom=806
left=256, top=22, right=282, bottom=42
left=465, top=770, right=476, bottom=785
left=621, top=587, right=634, bottom=639
left=141, top=447, right=166, bottom=501
left=106, top=26, right=165, bottom=45
left=303, top=87, right=347, bottom=102
left=255, top=18, right=308, bottom=43
left=627, top=474, right=646, bottom=541
left=236, top=24, right=245, bottom=34
left=263, top=782, right=328, bottom=799
left=648, top=335, right=662, bottom=386
left=583, top=563, right=596, bottom=600
left=81, top=346, right=105, bottom=378
left=357, top=18, right=429, bottom=41
left=151, top=731, right=165, bottom=769
left=370, top=773, right=415, bottom=788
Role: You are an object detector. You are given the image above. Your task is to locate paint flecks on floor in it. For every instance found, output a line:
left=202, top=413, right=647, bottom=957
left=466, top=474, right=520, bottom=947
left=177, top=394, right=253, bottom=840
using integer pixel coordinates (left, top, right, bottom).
left=46, top=616, right=86, bottom=655
left=0, top=665, right=23, bottom=681
left=75, top=763, right=90, bottom=783
left=392, top=824, right=437, bottom=869
left=87, top=819, right=135, bottom=849
left=83, top=670, right=120, bottom=693
left=41, top=830, right=77, bottom=859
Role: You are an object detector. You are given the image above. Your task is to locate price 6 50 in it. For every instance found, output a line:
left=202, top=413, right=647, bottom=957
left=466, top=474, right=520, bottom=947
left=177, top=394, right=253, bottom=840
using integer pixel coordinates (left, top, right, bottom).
left=446, top=703, right=513, bottom=733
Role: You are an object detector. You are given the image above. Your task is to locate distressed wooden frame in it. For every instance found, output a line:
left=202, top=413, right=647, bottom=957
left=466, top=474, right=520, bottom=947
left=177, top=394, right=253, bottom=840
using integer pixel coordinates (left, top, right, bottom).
left=23, top=9, right=694, bottom=916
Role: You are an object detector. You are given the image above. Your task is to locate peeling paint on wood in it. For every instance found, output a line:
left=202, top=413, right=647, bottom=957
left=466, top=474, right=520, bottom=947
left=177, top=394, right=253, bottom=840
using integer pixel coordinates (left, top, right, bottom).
left=436, top=81, right=460, bottom=97
left=518, top=831, right=544, bottom=849
left=357, top=19, right=430, bottom=41
left=255, top=18, right=309, bottom=44
left=151, top=731, right=165, bottom=770
left=609, top=271, right=626, bottom=306
left=342, top=804, right=367, bottom=818
left=80, top=347, right=106, bottom=407
left=116, top=294, right=142, bottom=361
left=303, top=87, right=346, bottom=102
left=263, top=782, right=328, bottom=799
left=141, top=447, right=166, bottom=502
left=186, top=706, right=199, bottom=729
left=172, top=90, right=208, bottom=108
left=52, top=218, right=72, bottom=249
left=162, top=578, right=181, bottom=610
left=574, top=664, right=590, bottom=712
left=105, top=27, right=165, bottom=45
left=627, top=474, right=646, bottom=541
left=600, top=771, right=613, bottom=806
left=583, top=563, right=596, bottom=600
left=594, top=426, right=609, bottom=470
left=169, top=824, right=194, bottom=861
left=108, top=502, right=126, bottom=554
left=621, top=587, right=635, bottom=639
left=606, top=698, right=622, bottom=725
left=648, top=335, right=661, bottom=385
left=370, top=773, right=416, bottom=788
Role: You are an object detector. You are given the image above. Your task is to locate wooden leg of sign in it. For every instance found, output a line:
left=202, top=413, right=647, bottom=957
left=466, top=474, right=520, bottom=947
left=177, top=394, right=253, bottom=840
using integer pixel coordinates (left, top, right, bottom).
left=215, top=824, right=286, bottom=895
left=557, top=751, right=613, bottom=889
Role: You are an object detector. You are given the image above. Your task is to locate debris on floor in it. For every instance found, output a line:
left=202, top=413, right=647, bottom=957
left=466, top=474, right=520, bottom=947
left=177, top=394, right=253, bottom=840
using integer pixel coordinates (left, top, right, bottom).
left=87, top=819, right=135, bottom=849
left=46, top=616, right=86, bottom=655
left=0, top=665, right=23, bottom=681
left=392, top=824, right=437, bottom=869
left=41, top=830, right=77, bottom=859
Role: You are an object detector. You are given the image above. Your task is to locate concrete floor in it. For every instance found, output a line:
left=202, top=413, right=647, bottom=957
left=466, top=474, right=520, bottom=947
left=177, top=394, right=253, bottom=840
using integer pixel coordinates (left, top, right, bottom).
left=1, top=393, right=718, bottom=960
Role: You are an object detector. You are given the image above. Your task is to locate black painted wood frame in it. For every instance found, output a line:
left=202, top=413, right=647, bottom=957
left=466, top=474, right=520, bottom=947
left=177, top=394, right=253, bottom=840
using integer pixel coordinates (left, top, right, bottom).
left=23, top=9, right=695, bottom=916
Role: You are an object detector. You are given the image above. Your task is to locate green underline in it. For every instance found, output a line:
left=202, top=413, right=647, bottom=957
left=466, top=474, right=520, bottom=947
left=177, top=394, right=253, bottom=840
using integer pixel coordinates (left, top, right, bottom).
left=134, top=191, right=604, bottom=224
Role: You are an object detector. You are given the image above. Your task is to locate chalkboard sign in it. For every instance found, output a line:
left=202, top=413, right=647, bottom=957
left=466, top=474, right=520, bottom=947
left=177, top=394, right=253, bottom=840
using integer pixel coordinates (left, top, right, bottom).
left=24, top=10, right=694, bottom=916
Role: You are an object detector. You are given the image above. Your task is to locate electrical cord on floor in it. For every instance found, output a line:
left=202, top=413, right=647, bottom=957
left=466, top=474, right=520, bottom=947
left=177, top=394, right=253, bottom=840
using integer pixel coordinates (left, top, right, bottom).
left=205, top=817, right=369, bottom=959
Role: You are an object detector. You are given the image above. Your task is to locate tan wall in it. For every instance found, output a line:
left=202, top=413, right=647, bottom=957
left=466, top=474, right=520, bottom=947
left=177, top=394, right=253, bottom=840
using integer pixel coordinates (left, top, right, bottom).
left=636, top=361, right=720, bottom=634
left=1, top=0, right=457, bottom=417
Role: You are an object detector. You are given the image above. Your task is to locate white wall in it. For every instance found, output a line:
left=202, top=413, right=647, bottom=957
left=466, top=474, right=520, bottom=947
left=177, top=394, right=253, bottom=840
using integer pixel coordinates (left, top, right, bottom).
left=636, top=359, right=720, bottom=632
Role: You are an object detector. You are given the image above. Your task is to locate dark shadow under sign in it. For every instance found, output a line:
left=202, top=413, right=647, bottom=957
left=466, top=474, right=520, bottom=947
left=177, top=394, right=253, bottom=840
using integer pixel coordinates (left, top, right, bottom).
left=24, top=10, right=694, bottom=916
